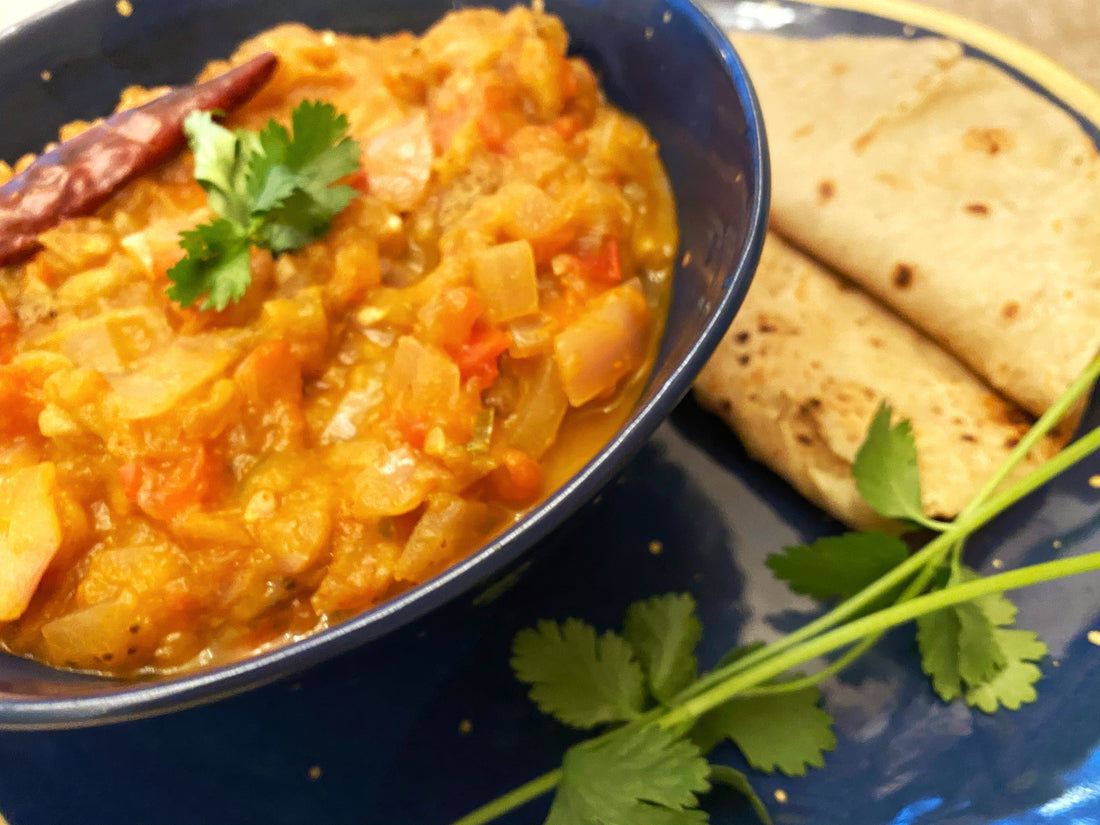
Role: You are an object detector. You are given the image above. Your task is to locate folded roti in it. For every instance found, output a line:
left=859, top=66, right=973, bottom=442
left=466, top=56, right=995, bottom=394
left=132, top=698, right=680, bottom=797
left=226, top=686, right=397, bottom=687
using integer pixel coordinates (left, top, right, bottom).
left=730, top=33, right=1100, bottom=417
left=695, top=232, right=1065, bottom=530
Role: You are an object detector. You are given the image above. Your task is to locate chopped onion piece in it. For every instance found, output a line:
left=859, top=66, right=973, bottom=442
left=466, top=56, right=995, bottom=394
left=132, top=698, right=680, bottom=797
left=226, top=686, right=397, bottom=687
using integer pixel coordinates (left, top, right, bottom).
left=0, top=463, right=62, bottom=621
left=553, top=280, right=650, bottom=407
left=472, top=239, right=539, bottom=323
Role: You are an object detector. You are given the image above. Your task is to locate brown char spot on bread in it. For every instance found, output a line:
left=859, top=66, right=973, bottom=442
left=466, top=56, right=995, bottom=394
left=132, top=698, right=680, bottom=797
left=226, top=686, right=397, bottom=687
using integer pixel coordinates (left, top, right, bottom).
left=963, top=127, right=1014, bottom=155
left=983, top=396, right=1031, bottom=428
left=892, top=263, right=914, bottom=289
left=869, top=336, right=884, bottom=349
left=1005, top=436, right=1020, bottom=448
left=734, top=330, right=750, bottom=344
left=799, top=399, right=822, bottom=415
left=852, top=129, right=875, bottom=154
left=817, top=179, right=836, bottom=202
left=796, top=433, right=814, bottom=445
left=961, top=433, right=977, bottom=443
left=757, top=318, right=777, bottom=333
left=964, top=202, right=990, bottom=216
left=1001, top=300, right=1019, bottom=320
left=738, top=354, right=751, bottom=366
left=830, top=61, right=848, bottom=76
left=874, top=172, right=912, bottom=191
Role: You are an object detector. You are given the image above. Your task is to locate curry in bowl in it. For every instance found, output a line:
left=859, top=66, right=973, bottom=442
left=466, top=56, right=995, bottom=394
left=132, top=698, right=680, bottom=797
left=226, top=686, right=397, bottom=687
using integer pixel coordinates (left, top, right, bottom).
left=0, top=6, right=676, bottom=676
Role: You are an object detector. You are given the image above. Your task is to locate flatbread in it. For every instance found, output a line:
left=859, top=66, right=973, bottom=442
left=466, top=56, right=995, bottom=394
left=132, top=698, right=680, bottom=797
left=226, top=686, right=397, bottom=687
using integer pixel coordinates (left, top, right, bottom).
left=731, top=33, right=1100, bottom=417
left=695, top=232, right=1064, bottom=530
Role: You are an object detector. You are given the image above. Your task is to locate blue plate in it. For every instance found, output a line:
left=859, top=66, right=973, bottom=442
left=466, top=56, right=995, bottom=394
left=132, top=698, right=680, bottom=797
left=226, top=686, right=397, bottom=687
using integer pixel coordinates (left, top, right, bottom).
left=3, top=1, right=1100, bottom=824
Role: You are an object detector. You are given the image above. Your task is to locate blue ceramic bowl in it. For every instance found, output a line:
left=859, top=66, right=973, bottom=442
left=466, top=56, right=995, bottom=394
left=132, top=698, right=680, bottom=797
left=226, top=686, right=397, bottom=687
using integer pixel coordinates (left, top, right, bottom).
left=0, top=0, right=767, bottom=728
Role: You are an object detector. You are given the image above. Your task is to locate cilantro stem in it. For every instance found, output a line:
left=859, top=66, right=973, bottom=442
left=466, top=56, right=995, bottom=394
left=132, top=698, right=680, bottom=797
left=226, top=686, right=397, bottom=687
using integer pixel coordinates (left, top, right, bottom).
left=662, top=548, right=1100, bottom=728
left=960, top=351, right=1100, bottom=519
left=733, top=635, right=878, bottom=698
left=678, top=421, right=1100, bottom=706
left=450, top=769, right=562, bottom=825
left=914, top=514, right=951, bottom=532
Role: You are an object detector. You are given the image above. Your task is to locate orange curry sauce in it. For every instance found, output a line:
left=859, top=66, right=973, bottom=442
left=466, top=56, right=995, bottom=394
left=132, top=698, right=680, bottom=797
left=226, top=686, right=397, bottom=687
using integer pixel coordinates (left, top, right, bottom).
left=0, top=7, right=676, bottom=675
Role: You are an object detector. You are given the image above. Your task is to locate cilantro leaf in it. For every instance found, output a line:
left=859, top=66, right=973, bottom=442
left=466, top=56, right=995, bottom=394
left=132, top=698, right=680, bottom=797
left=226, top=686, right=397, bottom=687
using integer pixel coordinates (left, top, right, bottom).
left=707, top=765, right=773, bottom=825
left=954, top=601, right=1006, bottom=685
left=545, top=724, right=710, bottom=825
left=917, top=566, right=1048, bottom=711
left=170, top=100, right=362, bottom=309
left=257, top=185, right=357, bottom=255
left=766, top=531, right=908, bottom=602
left=852, top=402, right=926, bottom=525
left=183, top=111, right=252, bottom=224
left=624, top=594, right=703, bottom=704
left=247, top=100, right=360, bottom=249
left=916, top=605, right=966, bottom=702
left=511, top=618, right=646, bottom=729
left=965, top=634, right=1044, bottom=712
left=691, top=685, right=836, bottom=776
left=165, top=219, right=252, bottom=311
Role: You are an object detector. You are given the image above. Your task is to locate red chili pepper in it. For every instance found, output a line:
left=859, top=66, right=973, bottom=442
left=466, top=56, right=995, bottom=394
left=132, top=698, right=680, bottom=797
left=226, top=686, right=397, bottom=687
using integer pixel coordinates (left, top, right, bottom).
left=0, top=51, right=278, bottom=266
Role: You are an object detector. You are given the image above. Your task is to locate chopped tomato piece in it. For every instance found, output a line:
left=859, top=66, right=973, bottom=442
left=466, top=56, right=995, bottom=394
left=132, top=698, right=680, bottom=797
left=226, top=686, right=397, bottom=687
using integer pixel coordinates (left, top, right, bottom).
left=349, top=168, right=370, bottom=195
left=120, top=446, right=215, bottom=521
left=396, top=415, right=429, bottom=450
left=118, top=462, right=144, bottom=502
left=0, top=365, right=42, bottom=437
left=577, top=236, right=622, bottom=286
left=449, top=322, right=512, bottom=391
left=490, top=447, right=543, bottom=505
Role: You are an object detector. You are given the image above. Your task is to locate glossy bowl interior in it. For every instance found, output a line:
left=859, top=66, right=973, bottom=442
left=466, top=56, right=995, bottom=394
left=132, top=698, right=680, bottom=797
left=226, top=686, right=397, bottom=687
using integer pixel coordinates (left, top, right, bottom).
left=0, top=0, right=768, bottom=728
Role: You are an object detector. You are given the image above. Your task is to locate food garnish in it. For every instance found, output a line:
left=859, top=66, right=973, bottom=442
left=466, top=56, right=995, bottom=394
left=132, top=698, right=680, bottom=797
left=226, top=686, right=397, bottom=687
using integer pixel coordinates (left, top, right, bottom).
left=454, top=353, right=1100, bottom=825
left=166, top=100, right=361, bottom=310
left=0, top=52, right=277, bottom=267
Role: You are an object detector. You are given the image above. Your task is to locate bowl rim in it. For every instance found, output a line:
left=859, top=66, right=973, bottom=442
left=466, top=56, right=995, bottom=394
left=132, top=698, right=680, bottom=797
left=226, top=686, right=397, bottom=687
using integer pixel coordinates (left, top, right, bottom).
left=0, top=0, right=769, bottom=730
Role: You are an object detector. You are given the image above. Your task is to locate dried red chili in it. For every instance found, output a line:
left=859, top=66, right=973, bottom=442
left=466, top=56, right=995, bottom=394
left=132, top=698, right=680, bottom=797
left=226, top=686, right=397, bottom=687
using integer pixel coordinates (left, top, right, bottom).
left=0, top=51, right=277, bottom=266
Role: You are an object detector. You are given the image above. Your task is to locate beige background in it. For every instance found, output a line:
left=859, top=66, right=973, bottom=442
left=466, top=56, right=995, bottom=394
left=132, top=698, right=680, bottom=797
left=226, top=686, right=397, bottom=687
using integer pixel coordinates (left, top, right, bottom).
left=0, top=0, right=1097, bottom=88
left=920, top=0, right=1100, bottom=88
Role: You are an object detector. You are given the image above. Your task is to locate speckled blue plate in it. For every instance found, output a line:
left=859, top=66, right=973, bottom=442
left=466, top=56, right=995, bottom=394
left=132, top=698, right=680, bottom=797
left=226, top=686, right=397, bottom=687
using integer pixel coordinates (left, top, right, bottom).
left=3, top=1, right=1100, bottom=824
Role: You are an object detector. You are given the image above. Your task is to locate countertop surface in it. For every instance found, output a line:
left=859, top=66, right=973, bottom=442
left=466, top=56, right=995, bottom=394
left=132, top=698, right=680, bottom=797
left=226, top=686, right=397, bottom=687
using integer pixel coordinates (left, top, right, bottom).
left=920, top=0, right=1100, bottom=88
left=1, top=0, right=1097, bottom=90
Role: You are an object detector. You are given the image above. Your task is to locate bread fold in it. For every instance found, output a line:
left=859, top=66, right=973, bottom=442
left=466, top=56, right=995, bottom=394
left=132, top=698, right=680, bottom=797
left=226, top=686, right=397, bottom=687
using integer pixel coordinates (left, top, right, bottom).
left=696, top=232, right=1066, bottom=529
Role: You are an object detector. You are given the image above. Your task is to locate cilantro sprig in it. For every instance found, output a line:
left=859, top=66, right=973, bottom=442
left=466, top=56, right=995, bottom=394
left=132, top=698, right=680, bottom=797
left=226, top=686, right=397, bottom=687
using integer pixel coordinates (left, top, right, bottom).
left=166, top=101, right=361, bottom=310
left=454, top=352, right=1100, bottom=825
